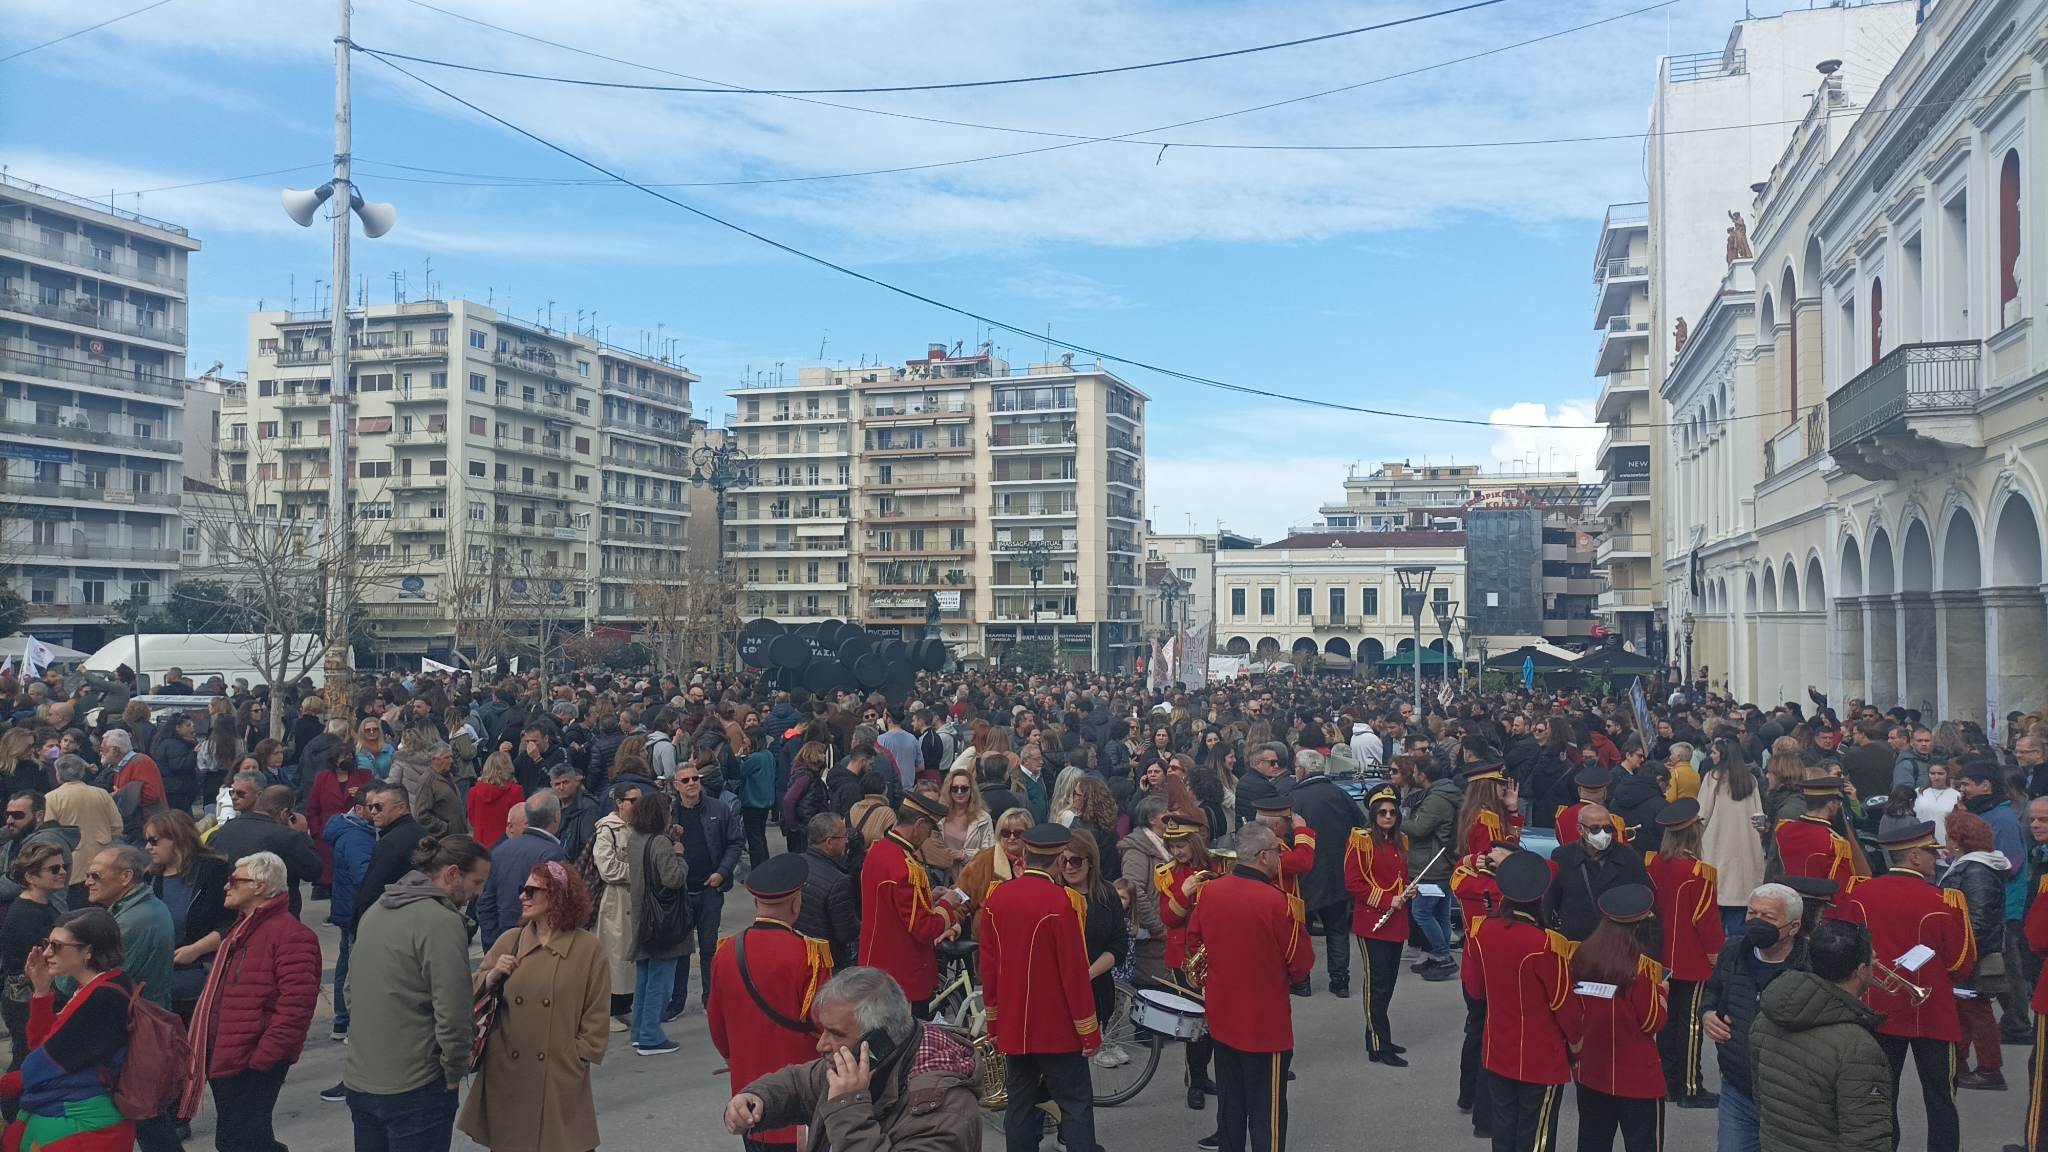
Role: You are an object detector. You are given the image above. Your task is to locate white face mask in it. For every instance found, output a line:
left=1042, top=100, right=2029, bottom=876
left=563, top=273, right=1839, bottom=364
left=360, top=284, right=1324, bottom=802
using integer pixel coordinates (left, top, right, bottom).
left=1583, top=829, right=1614, bottom=852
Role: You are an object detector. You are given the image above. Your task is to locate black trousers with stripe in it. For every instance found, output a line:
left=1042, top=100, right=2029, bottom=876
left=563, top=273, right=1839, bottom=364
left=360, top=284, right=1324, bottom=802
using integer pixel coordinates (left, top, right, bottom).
left=1461, top=992, right=1489, bottom=1133
left=1213, top=1041, right=1291, bottom=1152
left=1656, top=979, right=1706, bottom=1099
left=1876, top=1033, right=1958, bottom=1152
left=1358, top=938, right=1402, bottom=1056
left=2024, top=1013, right=2048, bottom=1152
left=1485, top=1073, right=1563, bottom=1152
left=1573, top=1084, right=1662, bottom=1152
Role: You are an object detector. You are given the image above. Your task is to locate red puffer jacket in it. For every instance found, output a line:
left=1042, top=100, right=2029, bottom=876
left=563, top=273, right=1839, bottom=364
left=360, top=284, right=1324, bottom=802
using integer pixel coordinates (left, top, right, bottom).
left=200, top=893, right=322, bottom=1079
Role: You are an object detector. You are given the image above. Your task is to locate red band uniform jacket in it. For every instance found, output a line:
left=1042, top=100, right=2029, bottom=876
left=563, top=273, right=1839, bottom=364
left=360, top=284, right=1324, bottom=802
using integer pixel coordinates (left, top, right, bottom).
left=1277, top=827, right=1316, bottom=924
left=1472, top=911, right=1583, bottom=1085
left=1186, top=866, right=1315, bottom=1053
left=1644, top=852, right=1724, bottom=982
left=980, top=869, right=1099, bottom=1055
left=857, top=831, right=957, bottom=1003
left=707, top=919, right=834, bottom=1146
left=1155, top=862, right=1205, bottom=971
left=1570, top=956, right=1669, bottom=1099
left=1452, top=861, right=1502, bottom=1001
left=1830, top=870, right=1975, bottom=1041
left=1465, top=810, right=1523, bottom=859
left=1344, top=829, right=1411, bottom=942
left=2028, top=875, right=2048, bottom=1014
left=1774, top=815, right=1854, bottom=885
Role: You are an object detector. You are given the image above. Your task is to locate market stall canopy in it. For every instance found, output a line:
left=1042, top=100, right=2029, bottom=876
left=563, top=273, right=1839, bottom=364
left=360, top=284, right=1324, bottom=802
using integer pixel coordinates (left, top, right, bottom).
left=0, top=636, right=87, bottom=663
left=1483, top=644, right=1576, bottom=669
left=1375, top=648, right=1460, bottom=669
left=1569, top=646, right=1666, bottom=675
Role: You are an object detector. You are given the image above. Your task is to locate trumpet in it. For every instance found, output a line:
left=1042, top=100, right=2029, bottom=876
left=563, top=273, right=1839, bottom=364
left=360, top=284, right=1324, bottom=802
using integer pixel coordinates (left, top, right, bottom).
left=1871, top=960, right=1931, bottom=1006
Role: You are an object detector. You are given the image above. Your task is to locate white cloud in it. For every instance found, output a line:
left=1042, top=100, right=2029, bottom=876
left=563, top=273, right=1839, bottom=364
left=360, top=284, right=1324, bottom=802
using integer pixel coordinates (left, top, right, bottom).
left=1487, top=400, right=1605, bottom=481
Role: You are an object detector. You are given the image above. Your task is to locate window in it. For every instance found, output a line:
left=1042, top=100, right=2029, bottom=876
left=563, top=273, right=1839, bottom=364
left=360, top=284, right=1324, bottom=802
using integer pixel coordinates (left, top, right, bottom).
left=577, top=360, right=590, bottom=378
left=1869, top=276, right=1884, bottom=365
left=469, top=330, right=486, bottom=349
left=431, top=371, right=447, bottom=389
left=1362, top=587, right=1379, bottom=616
left=1259, top=587, right=1275, bottom=616
left=1296, top=587, right=1312, bottom=616
left=358, top=461, right=392, bottom=479
left=1329, top=588, right=1346, bottom=619
left=431, top=328, right=448, bottom=345
left=468, top=461, right=486, bottom=477
left=469, top=373, right=486, bottom=393
left=469, top=416, right=487, bottom=436
left=2002, top=149, right=2023, bottom=327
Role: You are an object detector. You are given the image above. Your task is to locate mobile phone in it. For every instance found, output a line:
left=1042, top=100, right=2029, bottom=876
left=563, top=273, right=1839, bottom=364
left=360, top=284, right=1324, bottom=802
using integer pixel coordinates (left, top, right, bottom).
left=858, top=1027, right=898, bottom=1067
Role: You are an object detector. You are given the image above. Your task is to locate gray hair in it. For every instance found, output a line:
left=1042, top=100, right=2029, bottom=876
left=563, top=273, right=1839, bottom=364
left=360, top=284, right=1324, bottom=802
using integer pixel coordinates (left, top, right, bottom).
left=551, top=701, right=577, bottom=720
left=1256, top=741, right=1289, bottom=765
left=1131, top=793, right=1169, bottom=831
left=812, top=966, right=914, bottom=1046
left=232, top=770, right=266, bottom=791
left=524, top=790, right=561, bottom=831
left=233, top=851, right=289, bottom=898
left=54, top=754, right=90, bottom=784
left=1236, top=821, right=1280, bottom=862
left=100, top=843, right=149, bottom=882
left=428, top=742, right=453, bottom=762
left=1295, top=748, right=1327, bottom=776
left=805, top=811, right=846, bottom=844
left=1750, top=881, right=1803, bottom=925
left=101, top=730, right=132, bottom=755
left=1668, top=741, right=1694, bottom=764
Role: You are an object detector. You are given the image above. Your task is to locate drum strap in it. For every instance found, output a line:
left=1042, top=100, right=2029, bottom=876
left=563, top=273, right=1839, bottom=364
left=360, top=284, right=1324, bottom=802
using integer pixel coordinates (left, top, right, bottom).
left=736, top=929, right=814, bottom=1034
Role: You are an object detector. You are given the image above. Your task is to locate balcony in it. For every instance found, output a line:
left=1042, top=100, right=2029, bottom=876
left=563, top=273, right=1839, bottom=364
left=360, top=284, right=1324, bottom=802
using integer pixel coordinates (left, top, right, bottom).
left=866, top=575, right=974, bottom=591
left=390, top=387, right=447, bottom=405
left=1594, top=478, right=1651, bottom=516
left=866, top=440, right=972, bottom=457
left=389, top=429, right=448, bottom=446
left=1311, top=614, right=1359, bottom=629
left=991, top=502, right=1078, bottom=518
left=0, top=478, right=176, bottom=508
left=0, top=341, right=182, bottom=399
left=734, top=407, right=850, bottom=424
left=489, top=434, right=577, bottom=463
left=275, top=348, right=331, bottom=367
left=1592, top=258, right=1649, bottom=326
left=0, top=223, right=184, bottom=291
left=1595, top=533, right=1653, bottom=564
left=492, top=479, right=566, bottom=499
left=864, top=505, right=974, bottom=522
left=603, top=377, right=692, bottom=410
left=1828, top=341, right=1983, bottom=481
left=0, top=290, right=184, bottom=347
left=865, top=540, right=974, bottom=558
left=387, top=474, right=447, bottom=491
left=1596, top=312, right=1651, bottom=376
left=992, top=396, right=1077, bottom=415
left=1594, top=369, right=1649, bottom=423
left=272, top=434, right=329, bottom=453
left=991, top=468, right=1076, bottom=484
left=1596, top=423, right=1647, bottom=469
left=865, top=471, right=975, bottom=490
left=0, top=415, right=180, bottom=456
left=1597, top=586, right=1658, bottom=611
left=491, top=350, right=561, bottom=378
left=988, top=433, right=1076, bottom=451
left=277, top=389, right=331, bottom=409
left=389, top=516, right=447, bottom=534
left=351, top=341, right=441, bottom=364
left=494, top=392, right=573, bottom=419
left=867, top=599, right=972, bottom=620
left=726, top=539, right=852, bottom=554
left=34, top=540, right=180, bottom=564
left=863, top=402, right=973, bottom=421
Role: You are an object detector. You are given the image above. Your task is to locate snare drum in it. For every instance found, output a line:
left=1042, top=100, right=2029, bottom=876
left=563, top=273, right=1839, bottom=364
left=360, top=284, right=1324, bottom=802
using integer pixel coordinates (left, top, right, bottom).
left=1133, top=988, right=1207, bottom=1040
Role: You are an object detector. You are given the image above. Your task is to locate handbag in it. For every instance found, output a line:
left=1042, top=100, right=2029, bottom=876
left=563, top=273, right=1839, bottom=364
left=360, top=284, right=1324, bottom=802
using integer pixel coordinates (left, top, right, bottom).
left=469, top=986, right=504, bottom=1073
left=637, top=834, right=693, bottom=953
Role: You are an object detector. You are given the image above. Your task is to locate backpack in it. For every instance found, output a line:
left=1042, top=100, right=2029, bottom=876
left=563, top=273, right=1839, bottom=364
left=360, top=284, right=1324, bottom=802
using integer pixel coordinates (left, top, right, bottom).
left=112, top=984, right=191, bottom=1120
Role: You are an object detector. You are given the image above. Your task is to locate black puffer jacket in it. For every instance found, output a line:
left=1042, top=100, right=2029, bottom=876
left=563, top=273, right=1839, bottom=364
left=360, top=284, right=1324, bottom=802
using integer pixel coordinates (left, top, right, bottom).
left=1939, top=853, right=2008, bottom=961
left=1507, top=740, right=1568, bottom=829
left=1609, top=767, right=1669, bottom=854
left=1701, top=933, right=1811, bottom=1098
left=1750, top=969, right=1893, bottom=1152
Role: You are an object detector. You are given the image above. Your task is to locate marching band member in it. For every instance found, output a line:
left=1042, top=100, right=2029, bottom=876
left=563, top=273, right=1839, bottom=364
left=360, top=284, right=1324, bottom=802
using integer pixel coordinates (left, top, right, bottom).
left=1345, top=784, right=1412, bottom=1067
left=707, top=854, right=833, bottom=1152
left=1156, top=813, right=1218, bottom=1111
left=857, top=791, right=964, bottom=1019
left=1460, top=766, right=1524, bottom=859
left=1472, top=850, right=1582, bottom=1152
left=1567, top=885, right=1668, bottom=1152
left=1453, top=844, right=1512, bottom=1140
left=1644, top=798, right=1722, bottom=1109
left=1775, top=778, right=1856, bottom=885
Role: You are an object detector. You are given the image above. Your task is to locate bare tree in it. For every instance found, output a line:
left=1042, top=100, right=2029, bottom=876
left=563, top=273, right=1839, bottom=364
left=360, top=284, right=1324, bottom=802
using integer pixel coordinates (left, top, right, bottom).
left=629, top=551, right=742, bottom=675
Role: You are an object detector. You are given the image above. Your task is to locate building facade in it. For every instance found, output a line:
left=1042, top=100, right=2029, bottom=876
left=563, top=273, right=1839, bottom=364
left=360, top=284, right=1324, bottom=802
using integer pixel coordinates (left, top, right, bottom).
left=1140, top=530, right=1260, bottom=644
left=231, top=300, right=696, bottom=662
left=1310, top=461, right=1580, bottom=533
left=1213, top=532, right=1467, bottom=666
left=1675, top=0, right=2048, bottom=731
left=724, top=344, right=1148, bottom=670
left=0, top=174, right=200, bottom=650
left=1592, top=200, right=1658, bottom=650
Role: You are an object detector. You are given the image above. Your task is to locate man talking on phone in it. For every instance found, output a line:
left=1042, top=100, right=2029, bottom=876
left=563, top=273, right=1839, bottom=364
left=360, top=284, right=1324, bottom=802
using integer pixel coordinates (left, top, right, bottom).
left=724, top=967, right=980, bottom=1152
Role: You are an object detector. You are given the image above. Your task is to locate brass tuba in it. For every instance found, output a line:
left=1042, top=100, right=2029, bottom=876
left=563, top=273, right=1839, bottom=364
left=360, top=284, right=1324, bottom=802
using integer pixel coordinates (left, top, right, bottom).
left=971, top=1031, right=1008, bottom=1110
left=1183, top=946, right=1209, bottom=993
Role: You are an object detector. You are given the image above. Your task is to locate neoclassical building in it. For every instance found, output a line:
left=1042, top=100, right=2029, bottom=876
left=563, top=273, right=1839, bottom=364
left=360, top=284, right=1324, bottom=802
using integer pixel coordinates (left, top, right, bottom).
left=1666, top=0, right=2048, bottom=735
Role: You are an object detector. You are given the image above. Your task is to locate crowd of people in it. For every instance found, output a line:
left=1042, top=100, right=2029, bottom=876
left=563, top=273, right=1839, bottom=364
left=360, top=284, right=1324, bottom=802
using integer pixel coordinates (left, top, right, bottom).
left=1, top=653, right=2046, bottom=1152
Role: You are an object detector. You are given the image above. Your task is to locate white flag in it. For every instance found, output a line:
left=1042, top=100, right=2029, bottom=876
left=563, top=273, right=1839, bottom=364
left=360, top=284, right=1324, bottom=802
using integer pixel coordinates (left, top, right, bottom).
left=0, top=655, right=13, bottom=678
left=20, top=636, right=54, bottom=679
left=421, top=657, right=464, bottom=675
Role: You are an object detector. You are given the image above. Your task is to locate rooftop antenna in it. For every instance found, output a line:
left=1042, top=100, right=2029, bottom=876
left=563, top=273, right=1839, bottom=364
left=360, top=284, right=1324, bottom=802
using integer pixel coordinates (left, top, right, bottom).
left=390, top=270, right=405, bottom=304
left=290, top=273, right=297, bottom=311
left=546, top=301, right=555, bottom=330
left=422, top=256, right=433, bottom=300
left=1043, top=323, right=1052, bottom=363
left=817, top=330, right=829, bottom=363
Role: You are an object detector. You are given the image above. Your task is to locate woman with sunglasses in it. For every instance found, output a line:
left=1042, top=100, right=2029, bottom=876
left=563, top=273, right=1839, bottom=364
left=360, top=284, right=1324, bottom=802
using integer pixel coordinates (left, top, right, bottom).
left=308, top=741, right=371, bottom=893
left=936, top=766, right=992, bottom=879
left=957, top=808, right=1036, bottom=926
left=143, top=810, right=231, bottom=1025
left=0, top=842, right=68, bottom=1108
left=1345, top=785, right=1413, bottom=1068
left=180, top=852, right=320, bottom=1152
left=1057, top=832, right=1131, bottom=1069
left=3, top=908, right=131, bottom=1152
left=458, top=862, right=609, bottom=1152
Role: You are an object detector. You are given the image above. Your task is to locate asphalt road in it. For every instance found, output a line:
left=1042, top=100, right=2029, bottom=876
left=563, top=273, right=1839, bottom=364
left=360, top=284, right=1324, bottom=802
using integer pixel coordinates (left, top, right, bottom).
left=196, top=894, right=2031, bottom=1151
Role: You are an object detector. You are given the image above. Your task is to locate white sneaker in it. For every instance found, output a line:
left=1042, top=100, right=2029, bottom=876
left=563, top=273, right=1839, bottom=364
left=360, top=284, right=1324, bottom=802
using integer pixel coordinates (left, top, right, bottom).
left=609, top=1017, right=628, bottom=1033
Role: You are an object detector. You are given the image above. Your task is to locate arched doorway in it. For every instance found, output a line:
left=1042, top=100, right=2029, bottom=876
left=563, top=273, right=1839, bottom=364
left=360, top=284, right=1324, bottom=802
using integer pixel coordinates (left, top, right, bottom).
left=1899, top=521, right=1937, bottom=714
left=1361, top=638, right=1386, bottom=667
left=1225, top=636, right=1251, bottom=656
left=1291, top=637, right=1319, bottom=663
left=1255, top=637, right=1281, bottom=661
left=1988, top=494, right=2047, bottom=720
left=1938, top=510, right=1986, bottom=723
left=1836, top=535, right=1867, bottom=701
left=1324, top=637, right=1352, bottom=659
left=1865, top=528, right=1898, bottom=707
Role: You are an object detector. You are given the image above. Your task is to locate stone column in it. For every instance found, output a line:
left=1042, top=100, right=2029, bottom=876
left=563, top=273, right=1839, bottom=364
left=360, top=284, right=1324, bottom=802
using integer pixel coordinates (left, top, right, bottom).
left=1751, top=612, right=1770, bottom=705
left=1895, top=592, right=1939, bottom=717
left=1935, top=590, right=1987, bottom=727
left=1834, top=597, right=1866, bottom=703
left=1984, top=587, right=2048, bottom=726
left=1863, top=595, right=1899, bottom=709
left=1801, top=613, right=1827, bottom=708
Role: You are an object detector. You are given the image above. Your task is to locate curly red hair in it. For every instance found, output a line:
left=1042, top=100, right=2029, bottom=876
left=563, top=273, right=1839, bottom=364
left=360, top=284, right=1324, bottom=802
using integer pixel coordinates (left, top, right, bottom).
left=527, top=860, right=592, bottom=933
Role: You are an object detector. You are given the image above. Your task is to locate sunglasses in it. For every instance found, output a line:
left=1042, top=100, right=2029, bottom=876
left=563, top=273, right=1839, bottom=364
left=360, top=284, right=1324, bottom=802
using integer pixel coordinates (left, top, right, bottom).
left=365, top=803, right=387, bottom=813
left=1058, top=854, right=1085, bottom=867
left=518, top=885, right=546, bottom=900
left=144, top=837, right=162, bottom=847
left=949, top=786, right=971, bottom=795
left=676, top=775, right=701, bottom=784
left=225, top=876, right=260, bottom=888
left=2, top=812, right=27, bottom=823
left=35, top=939, right=80, bottom=952
left=36, top=863, right=65, bottom=877
left=998, top=829, right=1025, bottom=840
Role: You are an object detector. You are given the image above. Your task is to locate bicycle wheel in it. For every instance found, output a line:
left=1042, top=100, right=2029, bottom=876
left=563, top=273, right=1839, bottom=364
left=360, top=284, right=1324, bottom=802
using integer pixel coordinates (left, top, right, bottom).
left=1090, top=981, right=1162, bottom=1106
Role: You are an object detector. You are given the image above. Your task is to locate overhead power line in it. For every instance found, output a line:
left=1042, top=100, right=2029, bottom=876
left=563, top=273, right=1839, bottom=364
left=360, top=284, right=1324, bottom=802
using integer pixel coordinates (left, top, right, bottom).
left=362, top=49, right=1801, bottom=434
left=0, top=0, right=180, bottom=65
left=364, top=0, right=1511, bottom=96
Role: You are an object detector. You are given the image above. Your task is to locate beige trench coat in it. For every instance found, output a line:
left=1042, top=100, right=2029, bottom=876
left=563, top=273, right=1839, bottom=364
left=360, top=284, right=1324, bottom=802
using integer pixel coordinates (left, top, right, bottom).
left=457, top=923, right=612, bottom=1152
left=1698, top=769, right=1767, bottom=908
left=592, top=815, right=634, bottom=994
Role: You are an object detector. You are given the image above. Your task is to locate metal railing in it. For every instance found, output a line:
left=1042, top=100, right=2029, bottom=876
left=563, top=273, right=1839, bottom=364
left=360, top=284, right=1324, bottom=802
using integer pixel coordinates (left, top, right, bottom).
left=866, top=471, right=975, bottom=488
left=0, top=342, right=183, bottom=398
left=1598, top=479, right=1652, bottom=499
left=603, top=377, right=692, bottom=409
left=0, top=416, right=179, bottom=454
left=1311, top=614, right=1357, bottom=628
left=726, top=540, right=853, bottom=553
left=0, top=172, right=189, bottom=233
left=491, top=350, right=560, bottom=378
left=1605, top=313, right=1650, bottom=335
left=1598, top=587, right=1658, bottom=608
left=991, top=468, right=1077, bottom=483
left=1828, top=341, right=1982, bottom=453
left=33, top=540, right=179, bottom=563
left=867, top=505, right=974, bottom=520
left=989, top=434, right=1077, bottom=449
left=867, top=440, right=972, bottom=455
left=0, top=290, right=184, bottom=345
left=1595, top=533, right=1653, bottom=560
left=992, top=502, right=1078, bottom=517
left=489, top=434, right=577, bottom=462
left=1601, top=201, right=1648, bottom=231
left=275, top=348, right=331, bottom=366
left=1667, top=48, right=1745, bottom=83
left=0, top=478, right=176, bottom=507
left=863, top=402, right=973, bottom=419
left=0, top=223, right=184, bottom=290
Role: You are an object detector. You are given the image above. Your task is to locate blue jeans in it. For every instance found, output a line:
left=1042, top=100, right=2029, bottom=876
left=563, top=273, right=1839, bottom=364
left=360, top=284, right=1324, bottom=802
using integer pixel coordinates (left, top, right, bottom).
left=669, top=887, right=725, bottom=1009
left=333, top=925, right=356, bottom=1033
left=1715, top=1083, right=1760, bottom=1152
left=1411, top=892, right=1453, bottom=959
left=346, top=1080, right=458, bottom=1152
left=632, top=957, right=677, bottom=1047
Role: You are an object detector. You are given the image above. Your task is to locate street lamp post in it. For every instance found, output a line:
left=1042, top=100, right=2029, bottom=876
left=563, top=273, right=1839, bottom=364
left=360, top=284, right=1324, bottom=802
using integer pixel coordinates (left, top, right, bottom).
left=1433, top=598, right=1458, bottom=700
left=1157, top=570, right=1186, bottom=690
left=1456, top=615, right=1472, bottom=694
left=1006, top=537, right=1060, bottom=668
left=688, top=441, right=753, bottom=668
left=281, top=0, right=396, bottom=712
left=1681, top=610, right=1697, bottom=698
left=1394, top=565, right=1436, bottom=714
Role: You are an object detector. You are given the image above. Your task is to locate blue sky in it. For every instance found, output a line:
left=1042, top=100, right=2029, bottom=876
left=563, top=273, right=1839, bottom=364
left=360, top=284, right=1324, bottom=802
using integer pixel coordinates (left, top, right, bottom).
left=3, top=0, right=1787, bottom=538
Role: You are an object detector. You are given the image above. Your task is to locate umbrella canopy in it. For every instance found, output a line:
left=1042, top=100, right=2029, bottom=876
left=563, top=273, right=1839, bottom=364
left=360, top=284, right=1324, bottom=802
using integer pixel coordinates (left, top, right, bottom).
left=0, top=636, right=87, bottom=663
left=1570, top=646, right=1666, bottom=675
left=1375, top=648, right=1460, bottom=669
left=1484, top=644, right=1575, bottom=670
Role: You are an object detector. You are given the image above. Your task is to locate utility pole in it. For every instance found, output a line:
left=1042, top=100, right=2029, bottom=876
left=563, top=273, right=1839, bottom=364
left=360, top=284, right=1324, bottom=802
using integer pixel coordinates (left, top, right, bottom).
left=325, top=0, right=353, bottom=709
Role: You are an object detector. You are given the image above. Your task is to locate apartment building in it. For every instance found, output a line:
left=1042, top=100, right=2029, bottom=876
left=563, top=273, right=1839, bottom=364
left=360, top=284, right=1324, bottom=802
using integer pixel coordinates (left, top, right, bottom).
left=1140, top=530, right=1260, bottom=643
left=0, top=174, right=200, bottom=650
left=725, top=343, right=1148, bottom=670
left=232, top=300, right=695, bottom=661
left=1591, top=200, right=1658, bottom=651
left=1675, top=0, right=2048, bottom=725
left=1311, top=460, right=1581, bottom=533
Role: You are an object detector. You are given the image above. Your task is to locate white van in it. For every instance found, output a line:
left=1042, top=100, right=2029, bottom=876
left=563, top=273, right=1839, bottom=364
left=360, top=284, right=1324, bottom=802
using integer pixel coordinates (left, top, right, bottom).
left=81, top=633, right=346, bottom=691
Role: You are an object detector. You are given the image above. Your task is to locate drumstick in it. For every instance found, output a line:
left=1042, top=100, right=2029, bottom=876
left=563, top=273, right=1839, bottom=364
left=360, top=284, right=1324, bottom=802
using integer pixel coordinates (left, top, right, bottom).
left=1372, top=848, right=1447, bottom=932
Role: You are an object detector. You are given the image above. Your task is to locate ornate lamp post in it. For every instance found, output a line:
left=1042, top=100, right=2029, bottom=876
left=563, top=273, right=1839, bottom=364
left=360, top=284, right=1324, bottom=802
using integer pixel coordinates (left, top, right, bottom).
left=1005, top=537, right=1060, bottom=666
left=687, top=441, right=753, bottom=667
left=1432, top=597, right=1458, bottom=698
left=1394, top=565, right=1436, bottom=713
left=1456, top=614, right=1472, bottom=693
left=1681, top=610, right=1697, bottom=696
left=1156, top=569, right=1187, bottom=688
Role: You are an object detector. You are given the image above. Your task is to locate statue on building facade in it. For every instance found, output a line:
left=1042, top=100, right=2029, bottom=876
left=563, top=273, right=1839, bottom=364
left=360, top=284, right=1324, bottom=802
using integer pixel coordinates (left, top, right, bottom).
left=1726, top=210, right=1753, bottom=261
left=1673, top=316, right=1689, bottom=354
